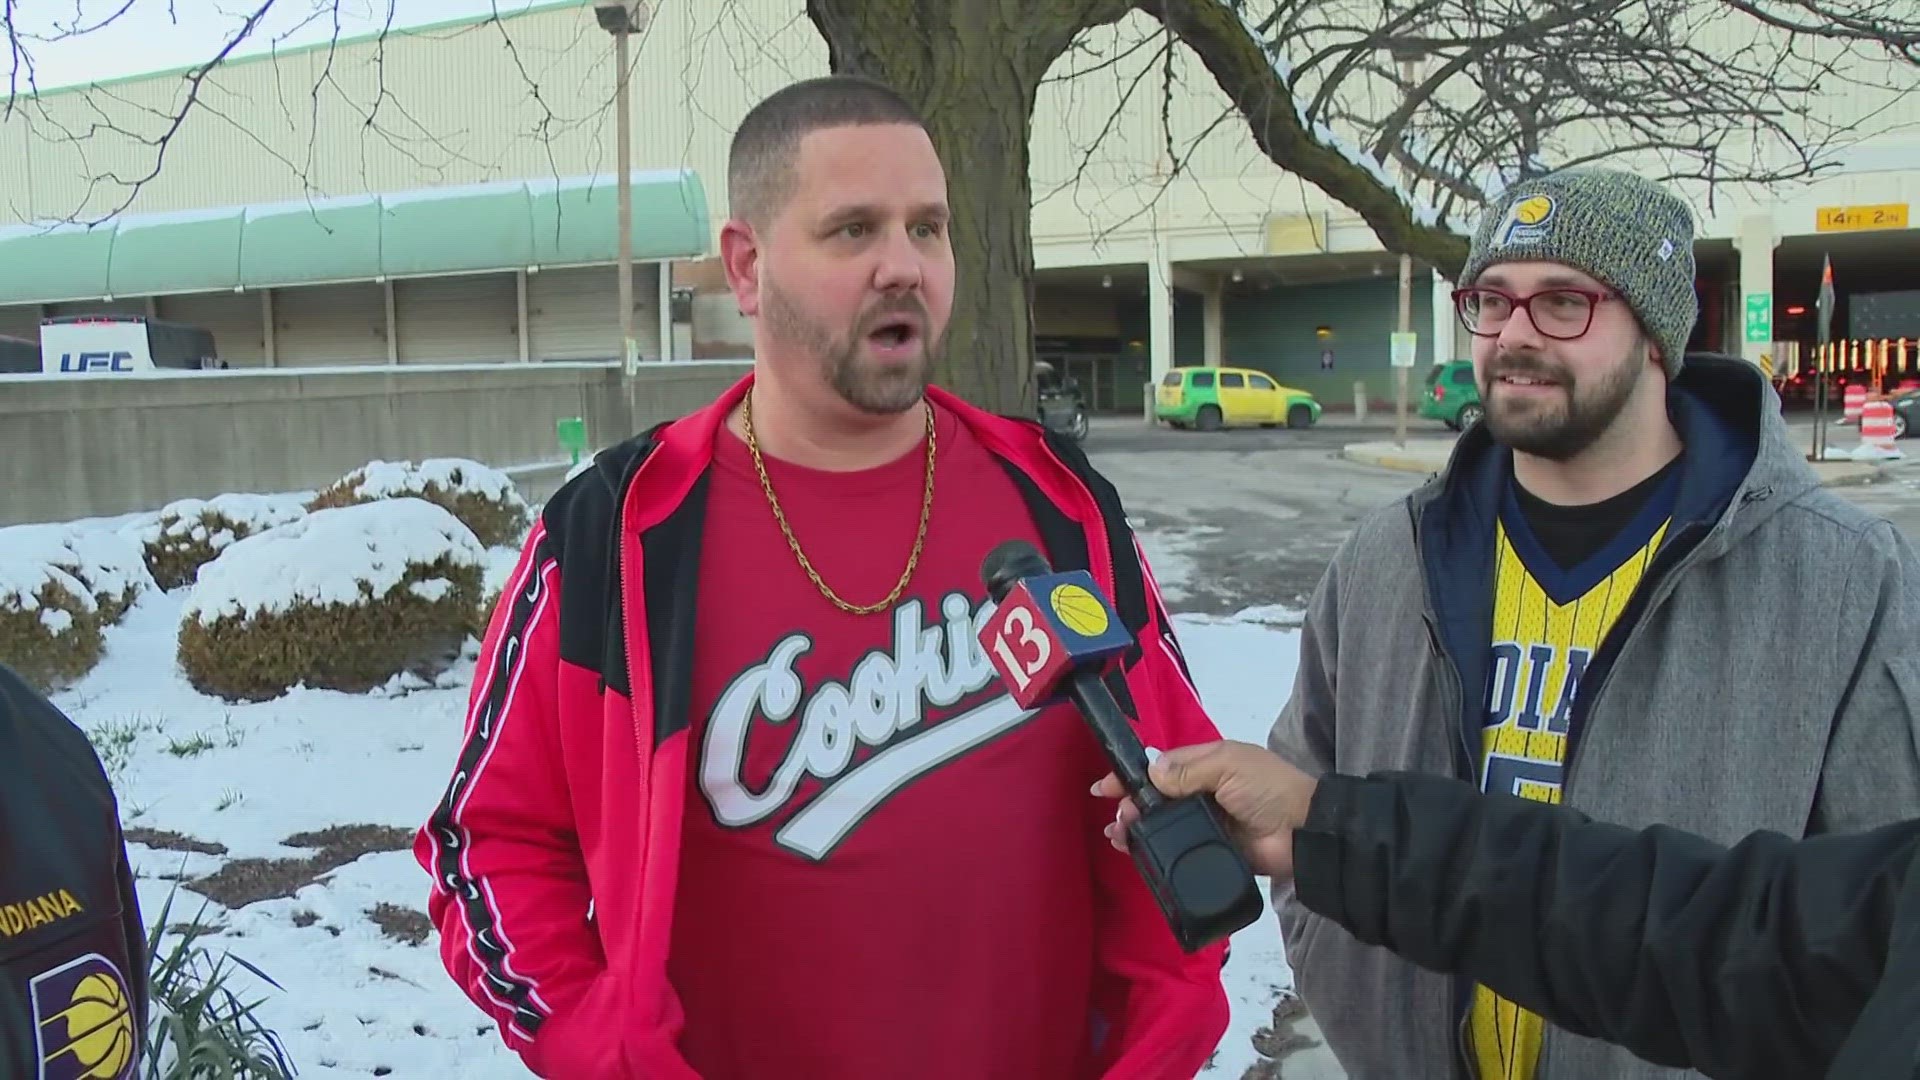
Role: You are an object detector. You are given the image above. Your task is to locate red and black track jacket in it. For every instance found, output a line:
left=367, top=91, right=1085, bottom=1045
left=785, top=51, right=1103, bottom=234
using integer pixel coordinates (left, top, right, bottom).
left=413, top=374, right=1232, bottom=1078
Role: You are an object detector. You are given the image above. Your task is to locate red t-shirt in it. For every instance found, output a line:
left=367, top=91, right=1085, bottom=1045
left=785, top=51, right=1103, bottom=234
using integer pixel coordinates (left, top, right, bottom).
left=666, top=401, right=1108, bottom=1079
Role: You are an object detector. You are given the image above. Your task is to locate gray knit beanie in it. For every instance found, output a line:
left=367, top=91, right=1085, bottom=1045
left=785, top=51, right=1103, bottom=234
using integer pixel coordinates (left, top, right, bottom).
left=1459, top=166, right=1698, bottom=379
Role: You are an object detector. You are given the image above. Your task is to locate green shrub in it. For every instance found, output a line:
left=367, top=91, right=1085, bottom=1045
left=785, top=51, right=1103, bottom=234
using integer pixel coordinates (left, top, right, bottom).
left=0, top=523, right=156, bottom=625
left=309, top=458, right=531, bottom=548
left=0, top=559, right=104, bottom=693
left=140, top=495, right=307, bottom=591
left=177, top=499, right=487, bottom=702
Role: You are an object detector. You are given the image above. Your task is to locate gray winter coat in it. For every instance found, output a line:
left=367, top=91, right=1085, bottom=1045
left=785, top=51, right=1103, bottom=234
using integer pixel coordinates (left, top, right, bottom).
left=1266, top=354, right=1920, bottom=1080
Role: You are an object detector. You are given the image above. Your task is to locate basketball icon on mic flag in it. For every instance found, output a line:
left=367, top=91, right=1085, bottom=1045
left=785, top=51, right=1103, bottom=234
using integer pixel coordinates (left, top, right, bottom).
left=1048, top=582, right=1110, bottom=637
left=979, top=568, right=1134, bottom=709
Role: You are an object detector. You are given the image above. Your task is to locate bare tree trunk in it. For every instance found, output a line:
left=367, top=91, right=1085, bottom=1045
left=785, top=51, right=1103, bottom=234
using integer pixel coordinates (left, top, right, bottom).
left=805, top=0, right=1131, bottom=414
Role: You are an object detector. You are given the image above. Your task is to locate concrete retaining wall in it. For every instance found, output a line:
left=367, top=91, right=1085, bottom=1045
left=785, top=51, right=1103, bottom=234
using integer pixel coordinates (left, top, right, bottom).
left=0, top=360, right=752, bottom=527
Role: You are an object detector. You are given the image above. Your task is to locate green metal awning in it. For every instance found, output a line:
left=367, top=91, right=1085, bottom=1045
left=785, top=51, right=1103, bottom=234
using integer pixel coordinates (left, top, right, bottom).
left=0, top=168, right=711, bottom=305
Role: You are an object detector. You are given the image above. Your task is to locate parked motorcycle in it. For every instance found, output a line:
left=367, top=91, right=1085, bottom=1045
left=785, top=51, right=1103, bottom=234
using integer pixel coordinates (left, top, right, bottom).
left=1033, top=359, right=1090, bottom=443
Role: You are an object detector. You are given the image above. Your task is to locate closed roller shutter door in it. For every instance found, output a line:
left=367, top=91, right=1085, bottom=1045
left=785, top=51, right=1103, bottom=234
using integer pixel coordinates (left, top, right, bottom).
left=0, top=305, right=40, bottom=340
left=157, top=291, right=267, bottom=366
left=527, top=264, right=663, bottom=363
left=395, top=272, right=519, bottom=365
left=274, top=282, right=389, bottom=366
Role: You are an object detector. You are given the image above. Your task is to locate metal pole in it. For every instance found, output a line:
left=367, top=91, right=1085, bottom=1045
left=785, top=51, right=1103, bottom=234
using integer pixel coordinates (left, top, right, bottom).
left=1396, top=250, right=1412, bottom=449
left=1393, top=53, right=1417, bottom=450
left=1813, top=254, right=1835, bottom=461
left=615, top=22, right=635, bottom=374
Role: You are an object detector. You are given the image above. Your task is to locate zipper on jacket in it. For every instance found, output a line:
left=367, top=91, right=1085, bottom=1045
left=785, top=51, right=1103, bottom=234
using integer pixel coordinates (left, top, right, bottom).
left=1421, top=612, right=1473, bottom=781
left=1412, top=499, right=1481, bottom=1080
left=599, top=442, right=654, bottom=695
left=1409, top=501, right=1476, bottom=785
left=1456, top=1012, right=1477, bottom=1080
left=616, top=483, right=653, bottom=808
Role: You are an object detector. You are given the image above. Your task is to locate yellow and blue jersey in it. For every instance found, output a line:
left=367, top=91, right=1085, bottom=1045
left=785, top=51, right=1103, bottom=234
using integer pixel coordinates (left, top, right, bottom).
left=1468, top=468, right=1678, bottom=1080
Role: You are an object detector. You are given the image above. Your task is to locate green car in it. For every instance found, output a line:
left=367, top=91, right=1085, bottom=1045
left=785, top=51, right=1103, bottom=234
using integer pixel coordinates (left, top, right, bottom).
left=1420, top=359, right=1484, bottom=431
left=1153, top=365, right=1321, bottom=431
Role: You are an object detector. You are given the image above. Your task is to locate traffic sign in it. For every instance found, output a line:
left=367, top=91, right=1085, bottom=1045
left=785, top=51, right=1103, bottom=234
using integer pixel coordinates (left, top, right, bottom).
left=1744, top=293, right=1772, bottom=344
left=1816, top=203, right=1908, bottom=233
left=1390, top=332, right=1418, bottom=368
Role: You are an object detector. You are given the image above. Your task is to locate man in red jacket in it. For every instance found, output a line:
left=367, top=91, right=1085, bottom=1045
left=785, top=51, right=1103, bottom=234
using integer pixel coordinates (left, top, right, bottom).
left=414, top=74, right=1231, bottom=1079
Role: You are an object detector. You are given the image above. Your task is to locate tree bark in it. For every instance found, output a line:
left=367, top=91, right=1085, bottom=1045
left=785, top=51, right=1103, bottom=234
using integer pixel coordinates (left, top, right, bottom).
left=805, top=0, right=1131, bottom=413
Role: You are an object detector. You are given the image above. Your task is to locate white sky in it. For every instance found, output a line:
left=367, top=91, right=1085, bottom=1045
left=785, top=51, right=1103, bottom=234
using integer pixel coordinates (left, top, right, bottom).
left=9, top=0, right=547, bottom=94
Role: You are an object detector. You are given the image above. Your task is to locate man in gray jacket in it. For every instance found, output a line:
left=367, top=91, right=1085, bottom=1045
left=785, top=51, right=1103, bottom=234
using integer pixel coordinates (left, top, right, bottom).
left=1267, top=165, right=1920, bottom=1080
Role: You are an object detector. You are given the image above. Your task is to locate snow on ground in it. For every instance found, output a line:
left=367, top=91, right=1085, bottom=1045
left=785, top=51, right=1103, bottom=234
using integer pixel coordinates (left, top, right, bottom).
left=39, top=513, right=1303, bottom=1078
left=1176, top=612, right=1304, bottom=1079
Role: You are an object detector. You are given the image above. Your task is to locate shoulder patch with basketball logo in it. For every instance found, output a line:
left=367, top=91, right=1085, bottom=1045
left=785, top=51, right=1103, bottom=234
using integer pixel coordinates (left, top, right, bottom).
left=29, top=952, right=137, bottom=1080
left=1495, top=194, right=1556, bottom=247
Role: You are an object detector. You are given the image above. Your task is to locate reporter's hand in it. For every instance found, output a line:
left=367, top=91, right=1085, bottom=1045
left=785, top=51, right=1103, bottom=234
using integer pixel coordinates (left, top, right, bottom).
left=1091, top=740, right=1318, bottom=880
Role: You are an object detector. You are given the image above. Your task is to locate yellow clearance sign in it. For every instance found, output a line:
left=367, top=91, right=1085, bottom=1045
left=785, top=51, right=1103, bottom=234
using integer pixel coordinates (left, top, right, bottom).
left=1816, top=204, right=1908, bottom=232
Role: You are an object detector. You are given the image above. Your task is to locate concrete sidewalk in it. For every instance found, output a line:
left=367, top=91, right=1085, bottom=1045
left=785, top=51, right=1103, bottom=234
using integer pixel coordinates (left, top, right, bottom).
left=1344, top=435, right=1899, bottom=488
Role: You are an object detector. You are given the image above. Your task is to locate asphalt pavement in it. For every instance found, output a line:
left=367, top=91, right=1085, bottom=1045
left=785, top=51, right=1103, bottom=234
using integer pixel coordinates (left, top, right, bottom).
left=1088, top=412, right=1920, bottom=618
left=1085, top=415, right=1432, bottom=615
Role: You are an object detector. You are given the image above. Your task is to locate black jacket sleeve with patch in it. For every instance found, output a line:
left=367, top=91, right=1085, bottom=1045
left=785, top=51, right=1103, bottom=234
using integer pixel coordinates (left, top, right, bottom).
left=1292, top=770, right=1920, bottom=1080
left=0, top=662, right=150, bottom=1078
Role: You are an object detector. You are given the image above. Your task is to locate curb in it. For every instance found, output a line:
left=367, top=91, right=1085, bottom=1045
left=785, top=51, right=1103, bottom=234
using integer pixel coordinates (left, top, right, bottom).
left=1339, top=445, right=1449, bottom=475
left=1816, top=464, right=1897, bottom=489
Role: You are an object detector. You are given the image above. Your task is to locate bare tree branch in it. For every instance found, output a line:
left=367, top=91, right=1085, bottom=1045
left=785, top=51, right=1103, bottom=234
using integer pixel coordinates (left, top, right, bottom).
left=0, top=2, right=619, bottom=229
left=7, top=0, right=1920, bottom=410
left=1718, top=0, right=1920, bottom=62
left=1135, top=0, right=1473, bottom=274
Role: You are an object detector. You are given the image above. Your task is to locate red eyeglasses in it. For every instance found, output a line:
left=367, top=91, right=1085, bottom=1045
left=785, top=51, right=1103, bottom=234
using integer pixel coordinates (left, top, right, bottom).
left=1452, top=286, right=1621, bottom=340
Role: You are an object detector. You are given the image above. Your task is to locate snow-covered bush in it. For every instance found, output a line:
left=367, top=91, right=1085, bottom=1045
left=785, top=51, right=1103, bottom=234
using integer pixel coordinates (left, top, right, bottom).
left=0, top=557, right=103, bottom=691
left=308, top=458, right=530, bottom=548
left=0, top=522, right=157, bottom=625
left=177, top=499, right=486, bottom=702
left=141, top=495, right=308, bottom=591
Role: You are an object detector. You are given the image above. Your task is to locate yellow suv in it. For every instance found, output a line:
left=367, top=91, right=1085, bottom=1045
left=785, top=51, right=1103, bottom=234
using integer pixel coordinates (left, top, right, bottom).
left=1154, top=365, right=1322, bottom=431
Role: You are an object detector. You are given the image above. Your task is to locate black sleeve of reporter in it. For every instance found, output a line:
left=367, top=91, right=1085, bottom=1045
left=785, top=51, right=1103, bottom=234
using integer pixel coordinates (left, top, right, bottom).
left=1291, top=771, right=1918, bottom=1080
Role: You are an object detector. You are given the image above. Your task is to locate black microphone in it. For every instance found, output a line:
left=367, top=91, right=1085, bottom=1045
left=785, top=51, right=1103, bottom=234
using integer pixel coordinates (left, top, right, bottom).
left=980, top=540, right=1264, bottom=953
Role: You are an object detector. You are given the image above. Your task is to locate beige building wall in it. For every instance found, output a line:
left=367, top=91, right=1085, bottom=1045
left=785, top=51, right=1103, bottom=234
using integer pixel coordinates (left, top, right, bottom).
left=9, top=0, right=1915, bottom=246
left=3, top=0, right=1916, bottom=368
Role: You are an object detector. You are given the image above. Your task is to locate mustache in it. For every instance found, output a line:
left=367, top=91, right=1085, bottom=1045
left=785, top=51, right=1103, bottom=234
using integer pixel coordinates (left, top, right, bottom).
left=860, top=296, right=928, bottom=331
left=1488, top=352, right=1568, bottom=384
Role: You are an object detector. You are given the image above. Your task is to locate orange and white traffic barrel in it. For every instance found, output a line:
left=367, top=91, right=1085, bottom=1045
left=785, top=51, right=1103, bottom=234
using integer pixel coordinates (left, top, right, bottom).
left=1859, top=398, right=1899, bottom=455
left=1844, top=383, right=1867, bottom=425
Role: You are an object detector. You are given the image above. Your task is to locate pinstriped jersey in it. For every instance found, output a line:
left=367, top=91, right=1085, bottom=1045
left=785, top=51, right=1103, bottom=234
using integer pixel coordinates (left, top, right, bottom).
left=1468, top=466, right=1678, bottom=1080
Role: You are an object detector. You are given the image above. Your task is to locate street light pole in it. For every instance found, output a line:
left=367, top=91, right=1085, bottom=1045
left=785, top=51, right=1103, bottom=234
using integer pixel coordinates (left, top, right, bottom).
left=617, top=21, right=633, bottom=374
left=597, top=3, right=644, bottom=375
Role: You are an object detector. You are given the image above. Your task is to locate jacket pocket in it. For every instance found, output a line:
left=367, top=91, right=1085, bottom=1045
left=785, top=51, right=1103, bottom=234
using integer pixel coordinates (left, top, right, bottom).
left=1276, top=890, right=1336, bottom=1023
left=0, top=904, right=142, bottom=1080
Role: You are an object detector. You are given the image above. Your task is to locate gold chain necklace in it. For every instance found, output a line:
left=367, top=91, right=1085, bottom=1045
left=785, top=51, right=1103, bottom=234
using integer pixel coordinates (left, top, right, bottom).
left=742, top=391, right=936, bottom=616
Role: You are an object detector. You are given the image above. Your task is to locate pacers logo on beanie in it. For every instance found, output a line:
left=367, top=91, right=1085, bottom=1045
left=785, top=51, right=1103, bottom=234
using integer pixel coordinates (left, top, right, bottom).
left=1460, top=167, right=1698, bottom=379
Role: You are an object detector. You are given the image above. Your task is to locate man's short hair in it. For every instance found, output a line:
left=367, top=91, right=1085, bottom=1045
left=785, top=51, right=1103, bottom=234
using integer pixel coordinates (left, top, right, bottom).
left=727, top=75, right=928, bottom=226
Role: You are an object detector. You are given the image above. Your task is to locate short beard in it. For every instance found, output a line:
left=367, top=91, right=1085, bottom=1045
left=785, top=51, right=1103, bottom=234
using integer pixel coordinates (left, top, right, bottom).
left=1481, top=339, right=1648, bottom=461
left=762, top=277, right=942, bottom=416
